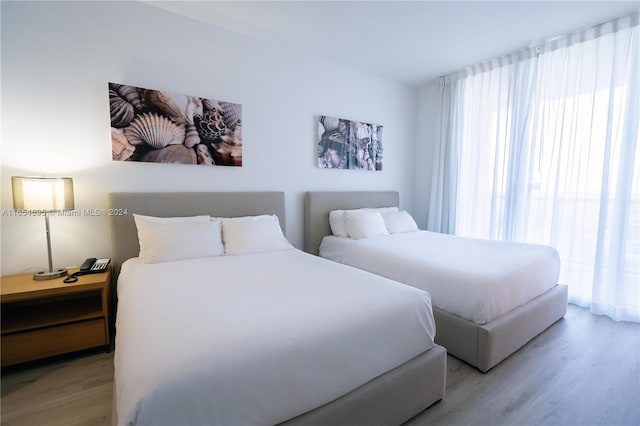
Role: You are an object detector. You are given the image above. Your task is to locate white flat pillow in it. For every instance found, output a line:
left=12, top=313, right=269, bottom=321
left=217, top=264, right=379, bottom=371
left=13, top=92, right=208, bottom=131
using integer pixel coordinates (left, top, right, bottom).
left=133, top=214, right=211, bottom=224
left=222, top=215, right=293, bottom=255
left=329, top=207, right=398, bottom=237
left=134, top=219, right=224, bottom=264
left=329, top=210, right=349, bottom=237
left=382, top=210, right=418, bottom=234
left=343, top=210, right=389, bottom=240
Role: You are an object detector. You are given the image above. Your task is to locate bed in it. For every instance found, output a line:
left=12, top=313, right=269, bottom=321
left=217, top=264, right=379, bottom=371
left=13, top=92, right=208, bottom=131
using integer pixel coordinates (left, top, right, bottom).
left=109, top=192, right=446, bottom=426
left=304, top=191, right=568, bottom=373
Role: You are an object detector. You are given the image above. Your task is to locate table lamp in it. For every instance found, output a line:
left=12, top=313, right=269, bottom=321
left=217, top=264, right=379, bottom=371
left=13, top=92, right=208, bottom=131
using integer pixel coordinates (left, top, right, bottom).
left=11, top=176, right=75, bottom=280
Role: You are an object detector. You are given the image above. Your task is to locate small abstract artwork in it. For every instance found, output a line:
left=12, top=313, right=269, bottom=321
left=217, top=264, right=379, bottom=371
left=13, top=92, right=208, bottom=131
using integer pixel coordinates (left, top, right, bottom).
left=109, top=82, right=242, bottom=166
left=317, top=115, right=383, bottom=171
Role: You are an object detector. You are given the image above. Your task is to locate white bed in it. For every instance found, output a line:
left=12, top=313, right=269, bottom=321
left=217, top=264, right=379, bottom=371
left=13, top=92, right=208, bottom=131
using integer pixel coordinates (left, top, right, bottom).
left=305, top=191, right=568, bottom=373
left=115, top=250, right=437, bottom=425
left=109, top=192, right=447, bottom=426
left=320, top=231, right=561, bottom=325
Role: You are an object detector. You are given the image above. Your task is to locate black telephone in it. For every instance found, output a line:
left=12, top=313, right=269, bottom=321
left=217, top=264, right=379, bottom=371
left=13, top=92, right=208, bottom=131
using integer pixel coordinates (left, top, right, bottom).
left=79, top=257, right=111, bottom=274
left=64, top=258, right=110, bottom=283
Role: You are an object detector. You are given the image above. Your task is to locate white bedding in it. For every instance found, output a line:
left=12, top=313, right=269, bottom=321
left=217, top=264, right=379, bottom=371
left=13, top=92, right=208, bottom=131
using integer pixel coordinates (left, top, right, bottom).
left=114, top=249, right=435, bottom=426
left=320, top=231, right=560, bottom=324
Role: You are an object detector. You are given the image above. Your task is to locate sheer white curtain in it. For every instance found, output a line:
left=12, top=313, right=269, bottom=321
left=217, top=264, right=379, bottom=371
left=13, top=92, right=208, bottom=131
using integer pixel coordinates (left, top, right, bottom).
left=435, top=13, right=639, bottom=322
left=427, top=75, right=460, bottom=234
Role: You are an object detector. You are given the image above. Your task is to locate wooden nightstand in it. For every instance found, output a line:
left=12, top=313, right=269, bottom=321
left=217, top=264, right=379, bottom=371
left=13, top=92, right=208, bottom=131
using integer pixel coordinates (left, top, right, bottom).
left=1, top=267, right=112, bottom=367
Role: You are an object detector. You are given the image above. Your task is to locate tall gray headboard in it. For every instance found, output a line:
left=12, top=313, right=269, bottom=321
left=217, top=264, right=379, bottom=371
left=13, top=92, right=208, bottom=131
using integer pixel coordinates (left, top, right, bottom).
left=304, top=191, right=399, bottom=255
left=109, top=192, right=286, bottom=275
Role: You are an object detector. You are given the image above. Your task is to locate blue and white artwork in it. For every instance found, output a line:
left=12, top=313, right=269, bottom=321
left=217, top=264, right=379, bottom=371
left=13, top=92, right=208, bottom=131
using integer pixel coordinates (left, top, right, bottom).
left=317, top=115, right=383, bottom=171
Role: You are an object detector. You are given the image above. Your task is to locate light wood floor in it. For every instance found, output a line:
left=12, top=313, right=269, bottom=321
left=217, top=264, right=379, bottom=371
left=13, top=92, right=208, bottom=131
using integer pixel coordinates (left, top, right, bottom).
left=1, top=305, right=638, bottom=426
left=408, top=305, right=640, bottom=426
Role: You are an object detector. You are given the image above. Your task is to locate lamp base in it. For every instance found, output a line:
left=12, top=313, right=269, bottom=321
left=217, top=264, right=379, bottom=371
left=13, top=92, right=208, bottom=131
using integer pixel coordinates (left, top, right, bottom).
left=33, top=268, right=68, bottom=281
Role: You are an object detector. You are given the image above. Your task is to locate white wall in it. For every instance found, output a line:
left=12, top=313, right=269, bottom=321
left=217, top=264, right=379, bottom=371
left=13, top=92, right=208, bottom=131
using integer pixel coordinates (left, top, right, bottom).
left=0, top=1, right=417, bottom=275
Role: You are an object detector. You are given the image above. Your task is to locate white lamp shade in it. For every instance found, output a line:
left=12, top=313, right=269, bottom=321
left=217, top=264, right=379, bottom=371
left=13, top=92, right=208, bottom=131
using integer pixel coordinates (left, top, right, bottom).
left=12, top=176, right=74, bottom=212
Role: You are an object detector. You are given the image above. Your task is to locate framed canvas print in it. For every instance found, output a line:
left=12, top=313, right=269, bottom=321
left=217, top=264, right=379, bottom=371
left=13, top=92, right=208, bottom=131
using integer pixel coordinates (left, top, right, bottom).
left=317, top=115, right=383, bottom=171
left=109, top=82, right=242, bottom=166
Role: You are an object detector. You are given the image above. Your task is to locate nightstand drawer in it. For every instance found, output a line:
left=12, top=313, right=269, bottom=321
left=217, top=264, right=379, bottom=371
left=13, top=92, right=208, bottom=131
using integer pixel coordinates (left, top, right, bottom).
left=1, top=319, right=106, bottom=366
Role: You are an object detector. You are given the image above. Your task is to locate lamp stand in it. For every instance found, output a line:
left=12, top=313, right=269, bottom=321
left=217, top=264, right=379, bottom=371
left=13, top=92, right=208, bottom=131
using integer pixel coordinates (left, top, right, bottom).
left=33, top=213, right=68, bottom=281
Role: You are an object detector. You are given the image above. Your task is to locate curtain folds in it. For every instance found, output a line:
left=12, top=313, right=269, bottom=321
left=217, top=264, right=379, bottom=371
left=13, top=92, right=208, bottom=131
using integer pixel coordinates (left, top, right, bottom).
left=426, top=75, right=458, bottom=234
left=431, top=12, right=639, bottom=322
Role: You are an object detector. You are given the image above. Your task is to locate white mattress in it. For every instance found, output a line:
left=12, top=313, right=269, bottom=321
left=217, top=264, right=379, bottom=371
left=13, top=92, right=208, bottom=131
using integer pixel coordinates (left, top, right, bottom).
left=114, top=249, right=435, bottom=426
left=320, top=231, right=561, bottom=324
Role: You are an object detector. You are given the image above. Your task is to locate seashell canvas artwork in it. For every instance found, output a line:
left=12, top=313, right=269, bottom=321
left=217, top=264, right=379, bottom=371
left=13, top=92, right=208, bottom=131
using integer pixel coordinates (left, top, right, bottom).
left=108, top=82, right=242, bottom=166
left=318, top=115, right=383, bottom=171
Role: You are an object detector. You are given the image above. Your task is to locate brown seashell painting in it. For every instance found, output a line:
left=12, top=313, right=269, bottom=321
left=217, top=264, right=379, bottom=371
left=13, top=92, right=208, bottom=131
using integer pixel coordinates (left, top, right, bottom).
left=144, top=91, right=203, bottom=126
left=211, top=140, right=242, bottom=167
left=109, top=83, right=143, bottom=110
left=109, top=90, right=135, bottom=128
left=111, top=127, right=135, bottom=161
left=140, top=145, right=197, bottom=164
left=124, top=112, right=186, bottom=149
left=219, top=119, right=242, bottom=146
left=202, top=98, right=221, bottom=112
left=196, top=144, right=214, bottom=165
left=194, top=109, right=227, bottom=144
left=219, top=101, right=242, bottom=129
left=184, top=123, right=201, bottom=148
left=109, top=82, right=242, bottom=166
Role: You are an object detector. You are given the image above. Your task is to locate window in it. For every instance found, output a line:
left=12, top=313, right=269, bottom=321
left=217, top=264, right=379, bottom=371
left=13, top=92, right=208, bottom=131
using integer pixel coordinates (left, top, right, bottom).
left=447, top=14, right=639, bottom=321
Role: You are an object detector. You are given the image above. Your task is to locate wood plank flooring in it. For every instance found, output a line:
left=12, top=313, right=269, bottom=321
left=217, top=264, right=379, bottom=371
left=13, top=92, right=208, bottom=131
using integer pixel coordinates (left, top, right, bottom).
left=1, top=305, right=638, bottom=426
left=1, top=350, right=113, bottom=426
left=408, top=305, right=640, bottom=426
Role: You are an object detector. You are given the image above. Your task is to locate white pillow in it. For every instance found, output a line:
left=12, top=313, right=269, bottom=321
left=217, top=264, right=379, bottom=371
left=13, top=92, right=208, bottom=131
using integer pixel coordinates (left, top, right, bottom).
left=373, top=206, right=400, bottom=215
left=329, top=210, right=349, bottom=237
left=329, top=207, right=398, bottom=237
left=382, top=210, right=418, bottom=234
left=222, top=215, right=293, bottom=255
left=343, top=210, right=389, bottom=240
left=134, top=219, right=224, bottom=264
left=133, top=214, right=212, bottom=224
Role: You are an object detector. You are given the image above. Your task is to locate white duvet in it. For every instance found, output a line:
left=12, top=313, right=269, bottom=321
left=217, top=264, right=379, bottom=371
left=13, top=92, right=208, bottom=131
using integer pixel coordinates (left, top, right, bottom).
left=114, top=249, right=435, bottom=426
left=320, top=231, right=561, bottom=324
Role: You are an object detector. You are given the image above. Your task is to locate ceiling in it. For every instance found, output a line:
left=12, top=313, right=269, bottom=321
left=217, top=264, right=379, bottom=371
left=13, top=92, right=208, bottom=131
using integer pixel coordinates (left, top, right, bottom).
left=146, top=1, right=639, bottom=87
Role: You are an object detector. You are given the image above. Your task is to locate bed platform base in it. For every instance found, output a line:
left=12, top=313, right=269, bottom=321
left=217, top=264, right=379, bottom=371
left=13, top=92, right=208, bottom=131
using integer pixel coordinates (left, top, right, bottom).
left=280, top=344, right=447, bottom=426
left=434, top=284, right=567, bottom=372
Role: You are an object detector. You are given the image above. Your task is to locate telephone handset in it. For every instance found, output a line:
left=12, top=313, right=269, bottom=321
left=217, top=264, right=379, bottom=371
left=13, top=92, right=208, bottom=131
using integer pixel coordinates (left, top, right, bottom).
left=64, top=258, right=110, bottom=283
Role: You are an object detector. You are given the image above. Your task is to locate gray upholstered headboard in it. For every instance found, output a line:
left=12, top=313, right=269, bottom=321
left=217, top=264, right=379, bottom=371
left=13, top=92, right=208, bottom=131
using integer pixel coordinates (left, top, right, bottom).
left=304, top=191, right=399, bottom=255
left=108, top=192, right=286, bottom=275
